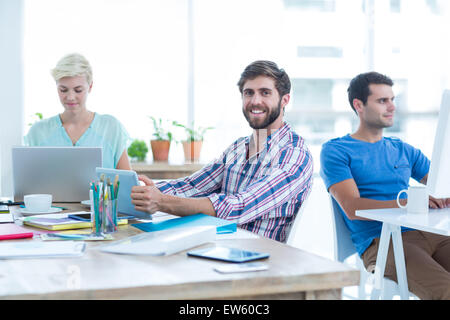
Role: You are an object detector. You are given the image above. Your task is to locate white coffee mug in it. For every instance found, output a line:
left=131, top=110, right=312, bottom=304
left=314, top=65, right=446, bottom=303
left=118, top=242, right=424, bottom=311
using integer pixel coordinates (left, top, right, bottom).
left=396, top=186, right=429, bottom=214
left=24, top=194, right=52, bottom=212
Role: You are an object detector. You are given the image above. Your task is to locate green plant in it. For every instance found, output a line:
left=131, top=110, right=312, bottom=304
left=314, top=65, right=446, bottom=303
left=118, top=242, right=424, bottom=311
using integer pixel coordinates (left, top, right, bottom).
left=149, top=116, right=174, bottom=141
left=28, top=112, right=43, bottom=126
left=127, top=139, right=148, bottom=161
left=173, top=121, right=213, bottom=142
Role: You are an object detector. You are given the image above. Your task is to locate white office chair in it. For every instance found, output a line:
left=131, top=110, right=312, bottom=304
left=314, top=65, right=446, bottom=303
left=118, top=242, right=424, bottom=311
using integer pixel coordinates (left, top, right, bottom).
left=286, top=196, right=309, bottom=246
left=329, top=196, right=415, bottom=300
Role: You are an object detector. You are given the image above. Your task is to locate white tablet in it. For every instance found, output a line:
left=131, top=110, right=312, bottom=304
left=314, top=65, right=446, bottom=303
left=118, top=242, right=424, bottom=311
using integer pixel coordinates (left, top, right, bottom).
left=95, top=168, right=152, bottom=220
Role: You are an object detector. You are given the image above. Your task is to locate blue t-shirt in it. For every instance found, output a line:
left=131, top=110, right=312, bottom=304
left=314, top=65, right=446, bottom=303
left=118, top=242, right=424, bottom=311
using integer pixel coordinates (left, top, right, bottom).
left=24, top=113, right=130, bottom=169
left=320, top=134, right=430, bottom=256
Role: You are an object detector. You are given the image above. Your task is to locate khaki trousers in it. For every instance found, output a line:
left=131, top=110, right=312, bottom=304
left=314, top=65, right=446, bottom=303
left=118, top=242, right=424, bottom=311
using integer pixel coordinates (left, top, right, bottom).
left=361, top=230, right=450, bottom=300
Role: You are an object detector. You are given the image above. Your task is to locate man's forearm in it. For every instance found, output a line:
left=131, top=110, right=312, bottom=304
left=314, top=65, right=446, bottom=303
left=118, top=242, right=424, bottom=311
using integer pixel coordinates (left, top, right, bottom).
left=343, top=197, right=406, bottom=221
left=159, top=194, right=217, bottom=217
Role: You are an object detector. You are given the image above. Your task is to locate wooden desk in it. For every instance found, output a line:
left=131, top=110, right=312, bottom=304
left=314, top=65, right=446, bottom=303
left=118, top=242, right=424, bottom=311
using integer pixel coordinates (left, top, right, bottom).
left=0, top=204, right=359, bottom=300
left=132, top=162, right=204, bottom=179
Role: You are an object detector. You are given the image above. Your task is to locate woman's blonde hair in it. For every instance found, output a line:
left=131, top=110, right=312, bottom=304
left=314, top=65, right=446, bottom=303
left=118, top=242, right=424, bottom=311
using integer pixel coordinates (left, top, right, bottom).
left=51, top=53, right=93, bottom=84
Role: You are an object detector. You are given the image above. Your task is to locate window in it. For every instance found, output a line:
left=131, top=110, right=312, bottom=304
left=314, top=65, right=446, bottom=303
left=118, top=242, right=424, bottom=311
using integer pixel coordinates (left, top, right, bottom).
left=292, top=79, right=333, bottom=110
left=23, top=0, right=190, bottom=162
left=426, top=0, right=440, bottom=14
left=390, top=0, right=401, bottom=13
left=297, top=46, right=343, bottom=58
left=283, top=0, right=336, bottom=12
left=23, top=0, right=448, bottom=165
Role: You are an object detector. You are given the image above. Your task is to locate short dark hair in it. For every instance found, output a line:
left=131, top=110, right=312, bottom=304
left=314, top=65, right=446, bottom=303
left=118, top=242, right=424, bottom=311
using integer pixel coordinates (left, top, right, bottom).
left=347, top=72, right=394, bottom=113
left=237, top=60, right=291, bottom=97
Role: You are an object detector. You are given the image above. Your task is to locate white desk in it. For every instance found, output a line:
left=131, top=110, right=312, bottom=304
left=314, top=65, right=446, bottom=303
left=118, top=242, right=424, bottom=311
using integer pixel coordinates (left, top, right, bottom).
left=356, top=207, right=450, bottom=300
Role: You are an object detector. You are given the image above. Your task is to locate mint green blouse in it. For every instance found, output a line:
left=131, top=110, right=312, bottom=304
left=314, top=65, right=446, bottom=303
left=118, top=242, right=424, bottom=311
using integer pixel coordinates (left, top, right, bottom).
left=24, top=113, right=130, bottom=169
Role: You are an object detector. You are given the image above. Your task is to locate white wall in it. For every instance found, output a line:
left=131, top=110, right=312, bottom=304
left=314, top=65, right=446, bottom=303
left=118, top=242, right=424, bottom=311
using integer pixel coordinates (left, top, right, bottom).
left=0, top=0, right=24, bottom=198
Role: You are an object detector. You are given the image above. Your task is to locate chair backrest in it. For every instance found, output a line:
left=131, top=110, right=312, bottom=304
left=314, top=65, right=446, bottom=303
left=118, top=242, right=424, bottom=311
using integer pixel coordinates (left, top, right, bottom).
left=329, top=196, right=357, bottom=262
left=286, top=196, right=309, bottom=246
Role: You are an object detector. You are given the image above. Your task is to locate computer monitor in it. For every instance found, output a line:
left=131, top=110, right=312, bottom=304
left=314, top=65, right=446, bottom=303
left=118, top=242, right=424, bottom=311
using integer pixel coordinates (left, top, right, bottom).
left=426, top=90, right=450, bottom=198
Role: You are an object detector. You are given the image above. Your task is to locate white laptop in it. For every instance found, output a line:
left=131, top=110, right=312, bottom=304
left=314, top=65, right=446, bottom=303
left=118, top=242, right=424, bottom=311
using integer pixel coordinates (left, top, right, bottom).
left=12, top=147, right=102, bottom=202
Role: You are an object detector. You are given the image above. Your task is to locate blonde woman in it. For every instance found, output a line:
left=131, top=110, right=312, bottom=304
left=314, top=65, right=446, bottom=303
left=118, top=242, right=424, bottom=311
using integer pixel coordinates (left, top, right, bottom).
left=25, top=53, right=131, bottom=170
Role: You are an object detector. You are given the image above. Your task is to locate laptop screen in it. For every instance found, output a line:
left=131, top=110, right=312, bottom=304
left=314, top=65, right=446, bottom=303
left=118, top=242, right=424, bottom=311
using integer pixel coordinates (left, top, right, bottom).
left=12, top=146, right=102, bottom=202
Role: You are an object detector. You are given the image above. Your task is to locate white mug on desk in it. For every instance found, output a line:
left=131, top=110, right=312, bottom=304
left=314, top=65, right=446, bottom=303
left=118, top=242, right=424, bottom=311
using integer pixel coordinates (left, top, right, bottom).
left=24, top=194, right=52, bottom=212
left=396, top=186, right=429, bottom=214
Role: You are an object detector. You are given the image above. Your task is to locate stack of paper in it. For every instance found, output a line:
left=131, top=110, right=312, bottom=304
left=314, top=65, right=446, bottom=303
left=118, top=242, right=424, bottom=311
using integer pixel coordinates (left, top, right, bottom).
left=0, top=241, right=86, bottom=259
left=100, top=226, right=216, bottom=256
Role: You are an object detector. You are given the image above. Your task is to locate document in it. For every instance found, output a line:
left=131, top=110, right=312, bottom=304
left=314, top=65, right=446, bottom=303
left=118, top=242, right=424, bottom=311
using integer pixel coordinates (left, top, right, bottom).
left=0, top=241, right=86, bottom=259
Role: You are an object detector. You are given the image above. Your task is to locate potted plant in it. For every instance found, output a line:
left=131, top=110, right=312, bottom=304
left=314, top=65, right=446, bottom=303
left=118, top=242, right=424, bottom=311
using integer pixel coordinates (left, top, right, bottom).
left=174, top=121, right=213, bottom=162
left=28, top=112, right=43, bottom=126
left=127, top=139, right=148, bottom=162
left=149, top=116, right=174, bottom=162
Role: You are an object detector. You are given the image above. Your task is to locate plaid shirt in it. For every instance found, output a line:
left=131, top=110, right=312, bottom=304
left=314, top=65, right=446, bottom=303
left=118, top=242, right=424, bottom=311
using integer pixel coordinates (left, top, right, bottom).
left=156, top=122, right=313, bottom=242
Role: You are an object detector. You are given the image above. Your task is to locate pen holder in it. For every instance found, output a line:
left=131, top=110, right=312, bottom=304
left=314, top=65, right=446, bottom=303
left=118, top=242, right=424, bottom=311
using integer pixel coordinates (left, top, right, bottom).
left=102, top=198, right=118, bottom=234
left=90, top=175, right=120, bottom=235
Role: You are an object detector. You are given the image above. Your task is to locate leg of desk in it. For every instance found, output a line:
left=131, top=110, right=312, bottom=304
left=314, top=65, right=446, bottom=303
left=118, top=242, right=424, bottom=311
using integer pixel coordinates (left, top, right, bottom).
left=370, top=223, right=391, bottom=300
left=390, top=225, right=409, bottom=300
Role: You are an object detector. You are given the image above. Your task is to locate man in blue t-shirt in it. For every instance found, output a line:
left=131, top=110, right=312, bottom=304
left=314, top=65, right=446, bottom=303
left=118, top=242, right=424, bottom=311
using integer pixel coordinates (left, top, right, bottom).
left=320, top=72, right=450, bottom=300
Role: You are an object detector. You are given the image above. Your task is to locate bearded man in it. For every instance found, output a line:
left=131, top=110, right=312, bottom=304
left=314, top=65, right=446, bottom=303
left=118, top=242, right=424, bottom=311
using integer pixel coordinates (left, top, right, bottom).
left=131, top=60, right=313, bottom=242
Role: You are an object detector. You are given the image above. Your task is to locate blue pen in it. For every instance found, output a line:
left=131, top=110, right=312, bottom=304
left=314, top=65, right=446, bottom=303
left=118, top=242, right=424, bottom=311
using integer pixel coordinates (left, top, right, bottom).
left=93, top=182, right=100, bottom=234
left=46, top=233, right=86, bottom=240
left=91, top=182, right=99, bottom=234
left=20, top=205, right=67, bottom=210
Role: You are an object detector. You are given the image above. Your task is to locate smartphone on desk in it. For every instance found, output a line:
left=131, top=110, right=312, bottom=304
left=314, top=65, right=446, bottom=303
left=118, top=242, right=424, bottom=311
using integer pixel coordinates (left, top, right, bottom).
left=187, top=246, right=270, bottom=263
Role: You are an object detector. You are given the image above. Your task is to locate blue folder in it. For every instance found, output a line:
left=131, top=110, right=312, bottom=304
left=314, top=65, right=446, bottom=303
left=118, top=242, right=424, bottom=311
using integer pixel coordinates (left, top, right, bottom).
left=132, top=213, right=237, bottom=234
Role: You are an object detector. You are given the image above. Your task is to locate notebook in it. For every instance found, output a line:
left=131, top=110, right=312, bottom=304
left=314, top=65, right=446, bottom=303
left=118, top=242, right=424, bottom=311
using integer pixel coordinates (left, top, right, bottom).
left=12, top=146, right=102, bottom=202
left=23, top=217, right=92, bottom=231
left=0, top=241, right=86, bottom=259
left=132, top=213, right=237, bottom=234
left=0, top=223, right=34, bottom=240
left=22, top=212, right=128, bottom=231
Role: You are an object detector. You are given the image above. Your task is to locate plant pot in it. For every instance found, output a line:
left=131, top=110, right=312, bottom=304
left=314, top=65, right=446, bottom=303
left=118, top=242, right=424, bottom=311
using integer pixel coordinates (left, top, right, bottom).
left=182, top=140, right=202, bottom=162
left=150, top=140, right=171, bottom=162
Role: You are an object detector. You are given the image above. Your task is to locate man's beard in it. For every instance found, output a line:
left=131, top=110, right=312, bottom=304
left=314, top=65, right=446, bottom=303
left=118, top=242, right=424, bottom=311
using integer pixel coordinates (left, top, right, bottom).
left=243, top=100, right=282, bottom=129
